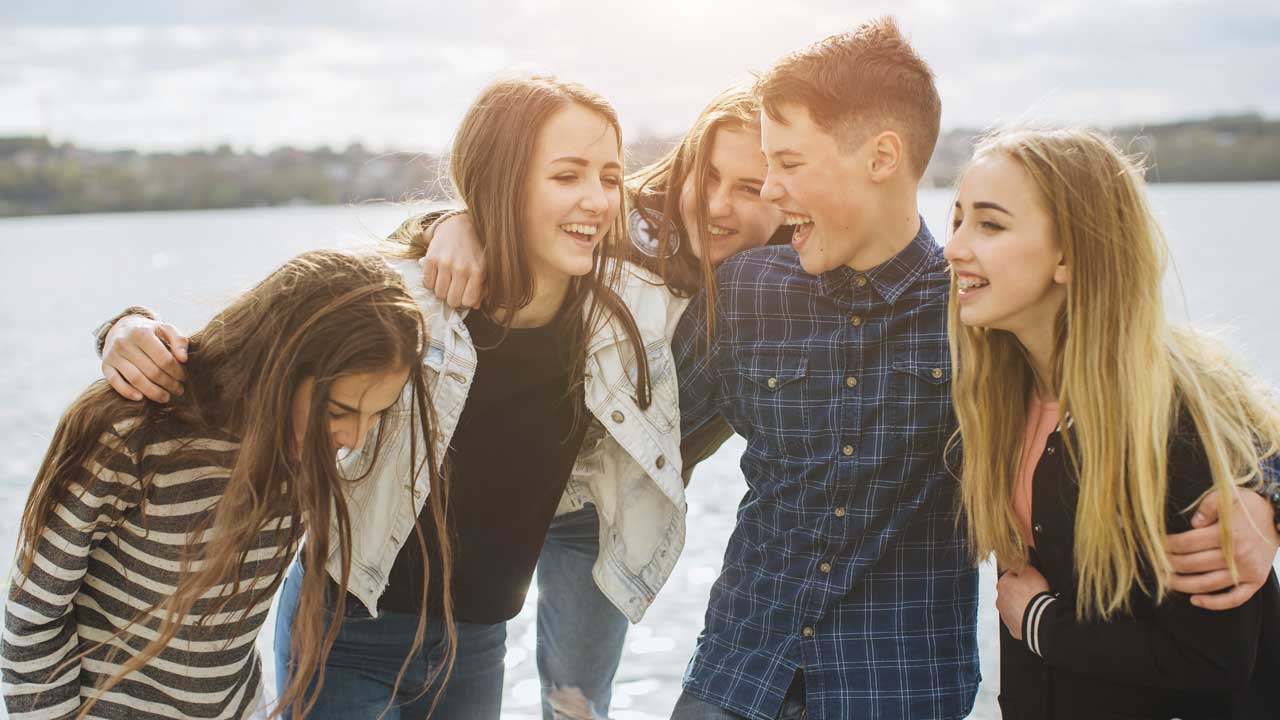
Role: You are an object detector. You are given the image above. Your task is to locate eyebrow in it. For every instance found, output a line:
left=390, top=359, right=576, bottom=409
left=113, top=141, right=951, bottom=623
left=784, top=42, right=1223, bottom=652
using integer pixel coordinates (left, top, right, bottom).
left=329, top=399, right=361, bottom=414
left=551, top=156, right=622, bottom=171
left=767, top=149, right=802, bottom=159
left=972, top=201, right=1013, bottom=216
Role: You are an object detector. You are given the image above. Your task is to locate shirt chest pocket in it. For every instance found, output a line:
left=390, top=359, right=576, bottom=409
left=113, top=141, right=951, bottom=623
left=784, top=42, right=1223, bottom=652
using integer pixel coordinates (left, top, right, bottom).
left=731, top=351, right=811, bottom=456
left=889, top=346, right=952, bottom=448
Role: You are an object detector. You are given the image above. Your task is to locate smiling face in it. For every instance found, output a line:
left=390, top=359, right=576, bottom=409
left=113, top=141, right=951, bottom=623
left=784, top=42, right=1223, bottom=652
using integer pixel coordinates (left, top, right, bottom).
left=522, top=102, right=623, bottom=284
left=677, top=126, right=783, bottom=266
left=944, top=152, right=1069, bottom=336
left=291, top=365, right=411, bottom=459
left=759, top=103, right=880, bottom=275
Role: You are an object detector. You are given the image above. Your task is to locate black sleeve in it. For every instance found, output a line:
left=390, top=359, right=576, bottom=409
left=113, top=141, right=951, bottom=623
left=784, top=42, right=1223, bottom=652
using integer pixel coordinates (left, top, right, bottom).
left=1024, top=428, right=1270, bottom=691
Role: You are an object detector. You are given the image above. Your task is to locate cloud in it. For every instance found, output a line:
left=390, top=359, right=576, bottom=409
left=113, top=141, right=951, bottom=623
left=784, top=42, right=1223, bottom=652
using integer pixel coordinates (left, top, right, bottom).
left=1, top=0, right=1276, bottom=150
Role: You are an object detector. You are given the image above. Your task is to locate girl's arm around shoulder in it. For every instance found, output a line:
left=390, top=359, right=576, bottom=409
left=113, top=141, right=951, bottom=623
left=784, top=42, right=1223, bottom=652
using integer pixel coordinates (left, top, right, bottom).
left=1025, top=429, right=1274, bottom=692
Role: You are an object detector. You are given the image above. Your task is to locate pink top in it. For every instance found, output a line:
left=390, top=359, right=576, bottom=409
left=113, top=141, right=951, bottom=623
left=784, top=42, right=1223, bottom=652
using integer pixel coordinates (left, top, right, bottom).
left=1014, top=392, right=1060, bottom=547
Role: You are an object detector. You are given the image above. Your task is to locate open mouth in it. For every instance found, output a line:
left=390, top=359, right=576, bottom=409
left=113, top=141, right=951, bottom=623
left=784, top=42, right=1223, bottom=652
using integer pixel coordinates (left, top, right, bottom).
left=782, top=212, right=814, bottom=247
left=560, top=223, right=599, bottom=245
left=956, top=275, right=990, bottom=297
left=706, top=224, right=738, bottom=240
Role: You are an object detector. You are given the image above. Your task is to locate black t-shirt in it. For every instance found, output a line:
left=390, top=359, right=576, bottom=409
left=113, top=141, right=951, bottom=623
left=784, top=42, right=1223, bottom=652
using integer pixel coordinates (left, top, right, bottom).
left=379, top=304, right=588, bottom=624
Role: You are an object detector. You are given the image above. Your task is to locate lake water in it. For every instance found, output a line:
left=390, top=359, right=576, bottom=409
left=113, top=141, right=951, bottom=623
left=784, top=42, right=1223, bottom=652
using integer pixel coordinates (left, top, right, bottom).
left=1, top=184, right=1277, bottom=719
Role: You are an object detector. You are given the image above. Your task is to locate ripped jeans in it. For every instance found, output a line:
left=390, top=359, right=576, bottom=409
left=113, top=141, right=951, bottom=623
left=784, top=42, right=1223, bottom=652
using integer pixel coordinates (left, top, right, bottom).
left=274, top=505, right=628, bottom=720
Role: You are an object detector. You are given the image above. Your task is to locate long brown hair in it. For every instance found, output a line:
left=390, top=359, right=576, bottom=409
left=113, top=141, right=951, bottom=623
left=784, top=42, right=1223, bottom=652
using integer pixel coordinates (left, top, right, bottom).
left=14, top=250, right=454, bottom=718
left=948, top=128, right=1280, bottom=620
left=627, top=84, right=761, bottom=337
left=389, top=75, right=652, bottom=410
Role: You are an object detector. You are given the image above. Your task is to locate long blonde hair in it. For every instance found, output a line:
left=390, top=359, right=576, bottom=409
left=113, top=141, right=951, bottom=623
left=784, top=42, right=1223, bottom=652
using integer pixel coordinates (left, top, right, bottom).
left=948, top=127, right=1280, bottom=620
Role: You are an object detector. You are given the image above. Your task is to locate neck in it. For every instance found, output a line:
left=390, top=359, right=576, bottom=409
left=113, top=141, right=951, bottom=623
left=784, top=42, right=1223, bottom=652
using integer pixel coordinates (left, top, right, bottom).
left=845, top=190, right=921, bottom=272
left=499, top=270, right=572, bottom=329
left=1016, top=322, right=1058, bottom=401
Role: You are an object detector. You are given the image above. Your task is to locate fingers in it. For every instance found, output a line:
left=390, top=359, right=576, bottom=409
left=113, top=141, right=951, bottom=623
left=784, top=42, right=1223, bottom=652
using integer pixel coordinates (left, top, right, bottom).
left=136, top=326, right=186, bottom=390
left=1165, top=524, right=1221, bottom=555
left=432, top=263, right=454, bottom=303
left=1167, top=568, right=1235, bottom=596
left=420, top=256, right=438, bottom=293
left=119, top=340, right=183, bottom=396
left=445, top=266, right=469, bottom=308
left=154, top=322, right=190, bottom=367
left=460, top=275, right=486, bottom=309
left=1191, top=582, right=1260, bottom=611
left=1191, top=489, right=1222, bottom=528
left=107, top=356, right=172, bottom=403
left=1168, top=548, right=1227, bottom=575
left=103, top=365, right=143, bottom=402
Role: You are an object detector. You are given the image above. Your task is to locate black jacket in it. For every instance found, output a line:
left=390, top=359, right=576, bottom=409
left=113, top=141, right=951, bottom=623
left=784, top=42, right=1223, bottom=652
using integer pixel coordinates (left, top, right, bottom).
left=998, top=414, right=1280, bottom=719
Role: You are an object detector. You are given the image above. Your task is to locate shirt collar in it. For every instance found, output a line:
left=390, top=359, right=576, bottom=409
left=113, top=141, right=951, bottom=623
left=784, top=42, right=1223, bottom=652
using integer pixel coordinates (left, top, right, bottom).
left=816, top=218, right=939, bottom=303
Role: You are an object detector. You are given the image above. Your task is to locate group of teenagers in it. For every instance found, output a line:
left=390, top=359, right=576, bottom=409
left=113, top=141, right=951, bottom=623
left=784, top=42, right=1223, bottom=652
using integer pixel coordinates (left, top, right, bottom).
left=5, top=16, right=1280, bottom=720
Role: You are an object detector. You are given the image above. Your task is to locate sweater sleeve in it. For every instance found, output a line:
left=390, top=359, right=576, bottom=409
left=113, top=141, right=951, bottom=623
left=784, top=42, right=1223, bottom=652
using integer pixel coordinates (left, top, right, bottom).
left=3, top=430, right=140, bottom=719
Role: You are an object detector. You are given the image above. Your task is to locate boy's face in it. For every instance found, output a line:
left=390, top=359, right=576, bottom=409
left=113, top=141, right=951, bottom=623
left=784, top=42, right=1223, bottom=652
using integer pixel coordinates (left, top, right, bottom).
left=760, top=103, right=871, bottom=275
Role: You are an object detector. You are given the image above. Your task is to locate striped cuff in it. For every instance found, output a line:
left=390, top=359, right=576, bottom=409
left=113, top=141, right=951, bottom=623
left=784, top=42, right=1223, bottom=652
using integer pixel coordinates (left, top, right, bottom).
left=1022, top=591, right=1057, bottom=657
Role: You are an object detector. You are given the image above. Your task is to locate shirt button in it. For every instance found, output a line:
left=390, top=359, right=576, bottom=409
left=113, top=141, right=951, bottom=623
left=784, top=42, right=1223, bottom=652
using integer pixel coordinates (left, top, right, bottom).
left=820, top=562, right=832, bottom=574
left=767, top=376, right=778, bottom=389
left=931, top=368, right=943, bottom=379
left=845, top=376, right=858, bottom=388
left=856, top=276, right=868, bottom=288
left=655, top=455, right=666, bottom=469
left=849, top=314, right=863, bottom=327
left=611, top=410, right=625, bottom=423
left=1046, top=445, right=1056, bottom=455
left=842, top=444, right=854, bottom=457
left=1033, top=523, right=1044, bottom=534
left=802, top=626, right=814, bottom=638
left=834, top=506, right=846, bottom=518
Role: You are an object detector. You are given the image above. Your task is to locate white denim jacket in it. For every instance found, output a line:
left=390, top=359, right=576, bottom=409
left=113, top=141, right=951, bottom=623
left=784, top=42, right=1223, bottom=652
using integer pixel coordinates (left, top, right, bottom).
left=328, top=259, right=690, bottom=623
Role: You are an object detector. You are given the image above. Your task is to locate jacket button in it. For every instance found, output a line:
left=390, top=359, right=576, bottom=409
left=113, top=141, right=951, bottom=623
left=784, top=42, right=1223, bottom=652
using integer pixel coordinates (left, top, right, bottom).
left=845, top=376, right=858, bottom=388
left=802, top=626, right=814, bottom=637
left=856, top=276, right=868, bottom=288
left=842, top=444, right=854, bottom=456
left=767, top=377, right=778, bottom=389
left=820, top=562, right=832, bottom=573
left=1033, top=523, right=1043, bottom=533
left=849, top=315, right=863, bottom=327
left=611, top=410, right=625, bottom=423
left=655, top=455, right=666, bottom=469
left=931, top=368, right=943, bottom=379
left=834, top=506, right=846, bottom=518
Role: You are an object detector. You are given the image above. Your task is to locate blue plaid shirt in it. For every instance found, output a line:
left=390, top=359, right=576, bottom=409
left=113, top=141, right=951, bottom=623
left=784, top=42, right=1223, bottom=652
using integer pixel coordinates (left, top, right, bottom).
left=675, top=222, right=979, bottom=720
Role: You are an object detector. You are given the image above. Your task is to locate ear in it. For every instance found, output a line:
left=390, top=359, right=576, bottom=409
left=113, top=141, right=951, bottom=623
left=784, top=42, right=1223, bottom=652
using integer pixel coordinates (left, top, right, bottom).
left=1053, top=253, right=1070, bottom=285
left=867, top=131, right=905, bottom=182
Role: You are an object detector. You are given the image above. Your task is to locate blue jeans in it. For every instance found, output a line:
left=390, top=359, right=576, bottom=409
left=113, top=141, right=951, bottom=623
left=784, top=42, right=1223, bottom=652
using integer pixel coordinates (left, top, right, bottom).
left=273, top=558, right=506, bottom=719
left=274, top=506, right=629, bottom=719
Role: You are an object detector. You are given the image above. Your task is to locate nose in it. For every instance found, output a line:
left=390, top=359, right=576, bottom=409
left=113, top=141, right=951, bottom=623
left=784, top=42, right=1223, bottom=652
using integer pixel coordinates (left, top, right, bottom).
left=708, top=183, right=732, bottom=219
left=943, top=225, right=972, bottom=263
left=579, top=180, right=609, bottom=214
left=333, top=416, right=370, bottom=453
left=760, top=171, right=785, bottom=205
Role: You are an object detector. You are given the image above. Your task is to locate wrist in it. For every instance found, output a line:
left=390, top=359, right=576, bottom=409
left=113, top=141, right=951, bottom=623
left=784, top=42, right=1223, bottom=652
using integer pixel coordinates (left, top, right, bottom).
left=94, top=306, right=156, bottom=357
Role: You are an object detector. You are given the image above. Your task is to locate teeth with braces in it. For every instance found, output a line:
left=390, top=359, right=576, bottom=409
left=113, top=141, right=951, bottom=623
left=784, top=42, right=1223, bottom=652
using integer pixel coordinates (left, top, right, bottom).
left=956, top=277, right=989, bottom=293
left=561, top=223, right=598, bottom=236
left=782, top=213, right=813, bottom=226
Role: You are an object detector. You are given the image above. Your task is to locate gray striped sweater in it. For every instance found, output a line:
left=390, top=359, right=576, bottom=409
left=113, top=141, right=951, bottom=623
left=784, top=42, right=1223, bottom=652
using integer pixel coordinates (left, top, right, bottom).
left=3, top=417, right=294, bottom=719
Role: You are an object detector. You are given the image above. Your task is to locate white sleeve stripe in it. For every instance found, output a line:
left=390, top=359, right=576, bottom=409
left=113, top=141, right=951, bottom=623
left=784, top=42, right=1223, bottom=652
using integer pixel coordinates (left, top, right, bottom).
left=1025, top=593, right=1056, bottom=657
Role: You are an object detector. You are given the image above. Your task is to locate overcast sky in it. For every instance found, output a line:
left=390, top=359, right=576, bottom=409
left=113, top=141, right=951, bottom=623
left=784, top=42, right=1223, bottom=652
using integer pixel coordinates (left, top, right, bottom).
left=3, top=0, right=1277, bottom=152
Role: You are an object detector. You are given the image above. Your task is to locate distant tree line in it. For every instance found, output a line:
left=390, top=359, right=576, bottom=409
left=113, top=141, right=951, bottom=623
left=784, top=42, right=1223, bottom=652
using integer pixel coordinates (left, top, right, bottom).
left=2, top=114, right=1277, bottom=217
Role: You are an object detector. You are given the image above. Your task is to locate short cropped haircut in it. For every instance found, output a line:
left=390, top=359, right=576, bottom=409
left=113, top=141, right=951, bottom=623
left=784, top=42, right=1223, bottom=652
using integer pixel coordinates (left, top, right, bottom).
left=755, top=16, right=941, bottom=178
